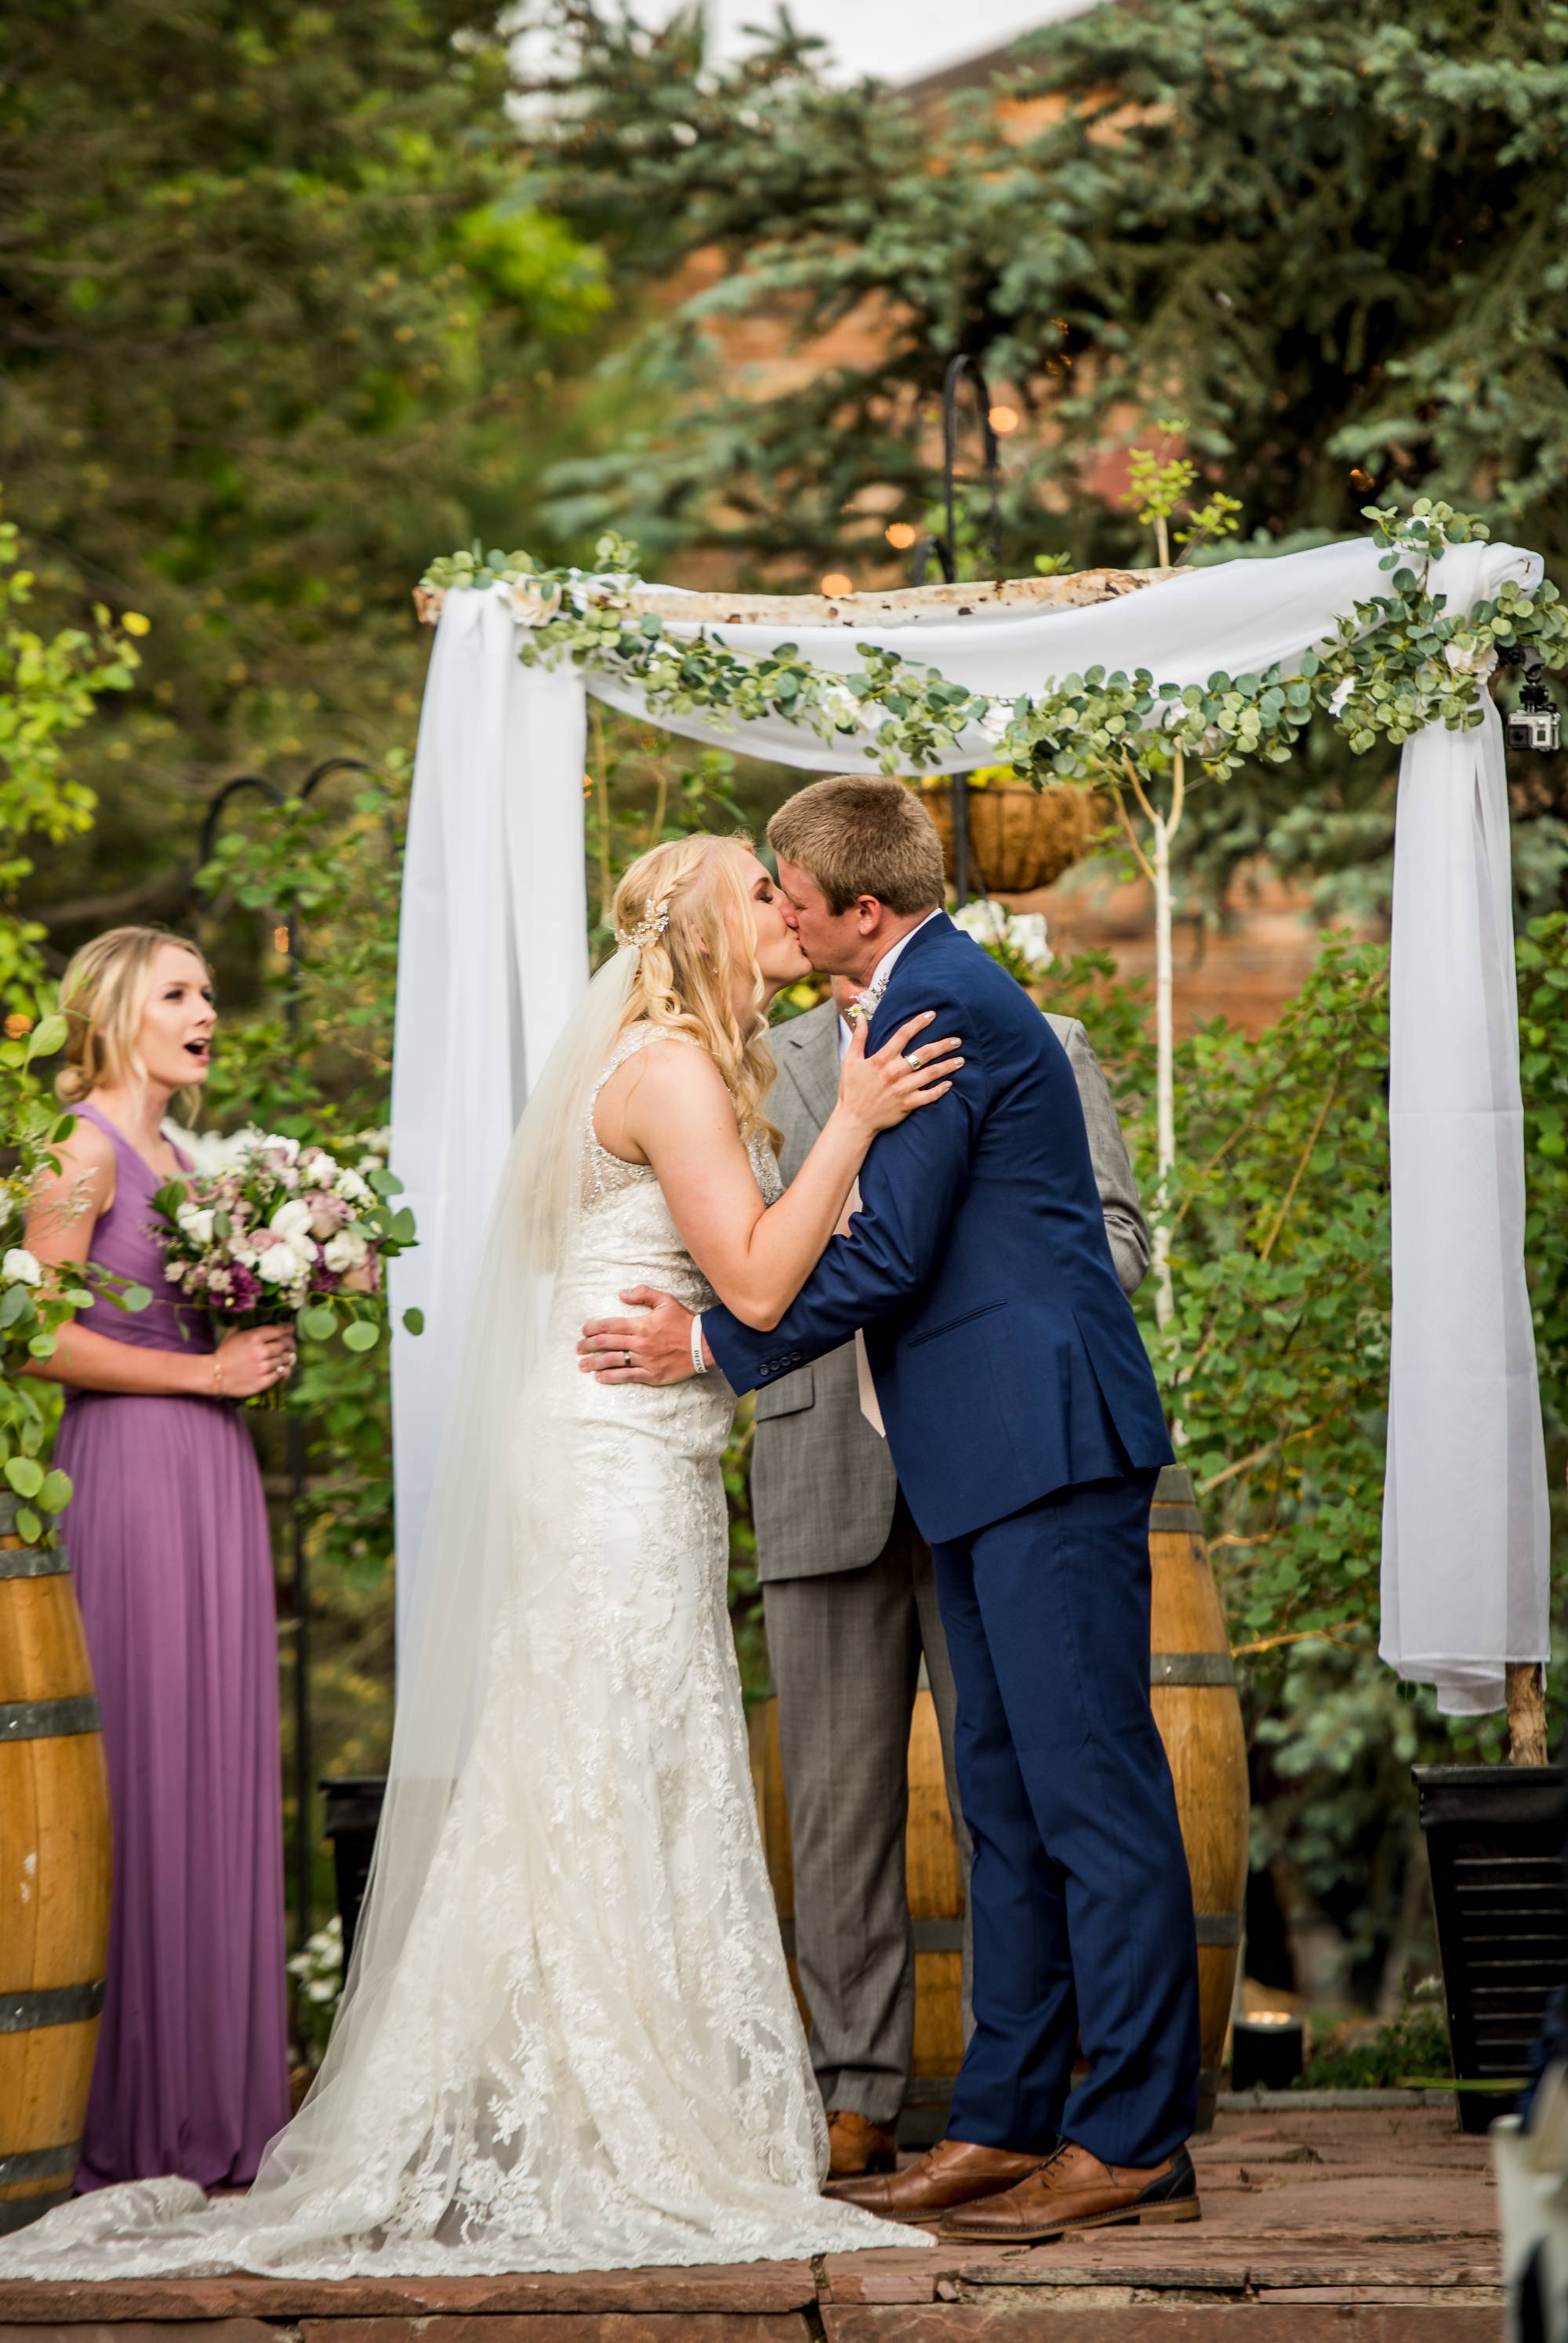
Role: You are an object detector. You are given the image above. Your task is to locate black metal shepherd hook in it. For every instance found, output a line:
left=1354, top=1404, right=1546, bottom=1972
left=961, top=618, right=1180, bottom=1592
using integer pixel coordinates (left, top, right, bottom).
left=906, top=354, right=1004, bottom=903
left=194, top=757, right=376, bottom=1987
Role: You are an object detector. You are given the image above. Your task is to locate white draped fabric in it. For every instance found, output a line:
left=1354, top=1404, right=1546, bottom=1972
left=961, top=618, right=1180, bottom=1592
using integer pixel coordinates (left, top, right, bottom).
left=390, top=536, right=1549, bottom=1710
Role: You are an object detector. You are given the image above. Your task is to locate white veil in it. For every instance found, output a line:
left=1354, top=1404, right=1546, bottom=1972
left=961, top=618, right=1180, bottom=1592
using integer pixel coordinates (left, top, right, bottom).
left=0, top=951, right=640, bottom=2272
left=267, top=947, right=640, bottom=2184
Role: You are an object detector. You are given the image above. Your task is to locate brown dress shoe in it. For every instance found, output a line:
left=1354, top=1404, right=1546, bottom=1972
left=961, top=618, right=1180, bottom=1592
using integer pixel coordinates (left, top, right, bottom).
left=826, top=2135, right=1045, bottom=2222
left=941, top=2140, right=1200, bottom=2243
left=826, top=2109, right=898, bottom=2180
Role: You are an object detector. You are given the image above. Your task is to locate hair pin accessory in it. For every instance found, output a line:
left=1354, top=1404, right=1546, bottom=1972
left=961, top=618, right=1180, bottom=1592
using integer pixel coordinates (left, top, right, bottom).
left=615, top=894, right=671, bottom=954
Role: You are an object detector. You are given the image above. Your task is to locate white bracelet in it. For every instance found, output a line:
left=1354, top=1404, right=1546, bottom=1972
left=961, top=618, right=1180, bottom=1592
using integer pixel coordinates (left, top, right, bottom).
left=690, top=1313, right=710, bottom=1376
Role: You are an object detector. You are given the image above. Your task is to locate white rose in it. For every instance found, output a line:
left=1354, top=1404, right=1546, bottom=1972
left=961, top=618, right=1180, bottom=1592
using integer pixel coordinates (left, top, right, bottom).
left=953, top=898, right=1007, bottom=946
left=256, top=1248, right=299, bottom=1284
left=1327, top=677, right=1355, bottom=717
left=819, top=681, right=862, bottom=732
left=323, top=1227, right=370, bottom=1273
left=1007, top=912, right=1054, bottom=973
left=260, top=1133, right=300, bottom=1162
left=1444, top=638, right=1499, bottom=684
left=270, top=1197, right=316, bottom=1250
left=3, top=1248, right=42, bottom=1288
left=227, top=1239, right=259, bottom=1269
left=176, top=1203, right=216, bottom=1247
left=333, top=1167, right=372, bottom=1204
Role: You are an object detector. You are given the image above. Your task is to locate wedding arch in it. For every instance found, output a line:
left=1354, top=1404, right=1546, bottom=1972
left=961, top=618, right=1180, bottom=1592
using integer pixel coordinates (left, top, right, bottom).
left=390, top=510, right=1565, bottom=1720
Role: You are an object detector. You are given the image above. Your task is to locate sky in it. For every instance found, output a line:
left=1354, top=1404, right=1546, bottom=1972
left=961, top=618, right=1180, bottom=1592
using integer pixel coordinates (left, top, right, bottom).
left=698, top=0, right=1104, bottom=85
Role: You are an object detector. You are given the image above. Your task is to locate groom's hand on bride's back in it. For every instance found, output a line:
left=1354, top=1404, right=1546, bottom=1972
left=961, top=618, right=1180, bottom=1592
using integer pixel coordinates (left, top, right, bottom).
left=578, top=1286, right=702, bottom=1384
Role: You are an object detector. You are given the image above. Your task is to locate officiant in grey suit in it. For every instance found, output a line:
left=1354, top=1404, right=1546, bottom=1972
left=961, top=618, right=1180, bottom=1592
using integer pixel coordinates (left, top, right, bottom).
left=754, top=975, right=1152, bottom=2181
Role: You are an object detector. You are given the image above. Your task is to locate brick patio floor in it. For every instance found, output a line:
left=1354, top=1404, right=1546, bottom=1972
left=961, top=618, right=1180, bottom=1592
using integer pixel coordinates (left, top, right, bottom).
left=0, top=2105, right=1504, bottom=2339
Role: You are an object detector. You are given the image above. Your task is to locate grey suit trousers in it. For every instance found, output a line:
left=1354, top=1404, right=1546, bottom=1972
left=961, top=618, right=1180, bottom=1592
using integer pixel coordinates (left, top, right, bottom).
left=762, top=1496, right=974, bottom=2125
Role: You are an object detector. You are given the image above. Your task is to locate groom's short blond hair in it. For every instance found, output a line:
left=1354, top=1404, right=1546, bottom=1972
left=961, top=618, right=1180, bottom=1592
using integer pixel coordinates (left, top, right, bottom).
left=768, top=776, right=946, bottom=915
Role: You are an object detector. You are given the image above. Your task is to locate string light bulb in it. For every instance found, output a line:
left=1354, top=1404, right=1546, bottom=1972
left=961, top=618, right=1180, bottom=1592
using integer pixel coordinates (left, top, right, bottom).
left=884, top=522, right=917, bottom=550
left=989, top=405, right=1020, bottom=435
left=820, top=572, right=853, bottom=598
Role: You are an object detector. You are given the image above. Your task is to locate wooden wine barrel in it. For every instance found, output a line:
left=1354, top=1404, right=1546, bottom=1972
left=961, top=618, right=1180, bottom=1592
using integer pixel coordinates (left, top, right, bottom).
left=749, top=1683, right=965, bottom=2091
left=750, top=1466, right=1247, bottom=2137
left=0, top=1492, right=113, bottom=2231
left=1148, top=1464, right=1250, bottom=2134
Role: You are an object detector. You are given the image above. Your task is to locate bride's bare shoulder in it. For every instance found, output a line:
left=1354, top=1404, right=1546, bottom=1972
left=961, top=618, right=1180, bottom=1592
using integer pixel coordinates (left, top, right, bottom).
left=595, top=1026, right=734, bottom=1157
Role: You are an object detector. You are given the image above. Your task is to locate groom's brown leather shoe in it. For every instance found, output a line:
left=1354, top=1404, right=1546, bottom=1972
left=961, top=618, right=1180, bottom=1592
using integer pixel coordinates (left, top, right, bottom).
left=825, top=2135, right=1045, bottom=2221
left=826, top=2109, right=898, bottom=2179
left=940, top=2141, right=1200, bottom=2242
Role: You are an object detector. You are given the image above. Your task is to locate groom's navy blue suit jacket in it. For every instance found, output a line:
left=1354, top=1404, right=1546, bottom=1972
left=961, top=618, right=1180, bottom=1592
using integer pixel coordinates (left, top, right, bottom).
left=702, top=912, right=1173, bottom=1547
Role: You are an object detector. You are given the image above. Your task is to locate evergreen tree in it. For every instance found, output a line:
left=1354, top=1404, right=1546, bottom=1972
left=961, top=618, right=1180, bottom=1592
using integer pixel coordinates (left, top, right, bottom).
left=1, top=0, right=612, bottom=947
left=523, top=0, right=1568, bottom=908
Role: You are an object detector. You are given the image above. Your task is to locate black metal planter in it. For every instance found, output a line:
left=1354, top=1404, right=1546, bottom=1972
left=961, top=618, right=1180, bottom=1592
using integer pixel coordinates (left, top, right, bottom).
left=320, top=1774, right=387, bottom=1971
left=1414, top=1763, right=1568, bottom=2132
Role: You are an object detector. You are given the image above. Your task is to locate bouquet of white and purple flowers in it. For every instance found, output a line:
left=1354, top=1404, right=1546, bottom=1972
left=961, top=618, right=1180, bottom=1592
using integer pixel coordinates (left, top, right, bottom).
left=152, top=1128, right=419, bottom=1400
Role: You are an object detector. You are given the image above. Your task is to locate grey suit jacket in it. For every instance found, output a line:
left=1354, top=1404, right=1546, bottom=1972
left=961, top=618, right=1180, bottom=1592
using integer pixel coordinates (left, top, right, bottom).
left=750, top=998, right=1151, bottom=1584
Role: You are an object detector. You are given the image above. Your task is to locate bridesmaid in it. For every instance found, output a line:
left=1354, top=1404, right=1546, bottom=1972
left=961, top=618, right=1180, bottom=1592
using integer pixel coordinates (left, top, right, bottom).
left=23, top=925, right=296, bottom=2191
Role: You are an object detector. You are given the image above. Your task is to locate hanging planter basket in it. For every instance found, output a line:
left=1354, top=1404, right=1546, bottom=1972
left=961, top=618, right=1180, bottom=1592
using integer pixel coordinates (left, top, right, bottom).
left=921, top=776, right=1102, bottom=895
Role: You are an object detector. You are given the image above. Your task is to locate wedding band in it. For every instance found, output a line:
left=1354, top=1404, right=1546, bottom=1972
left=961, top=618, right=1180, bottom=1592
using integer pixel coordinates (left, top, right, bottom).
left=907, top=1048, right=922, bottom=1067
left=623, top=1349, right=631, bottom=1369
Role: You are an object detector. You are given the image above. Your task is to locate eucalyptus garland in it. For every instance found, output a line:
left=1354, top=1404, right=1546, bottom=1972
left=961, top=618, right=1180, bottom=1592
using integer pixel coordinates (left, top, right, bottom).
left=418, top=502, right=1566, bottom=794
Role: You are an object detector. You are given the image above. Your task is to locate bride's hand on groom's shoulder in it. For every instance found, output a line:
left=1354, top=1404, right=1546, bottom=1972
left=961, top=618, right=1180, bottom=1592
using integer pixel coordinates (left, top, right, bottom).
left=578, top=1286, right=701, bottom=1384
left=837, top=1009, right=964, bottom=1140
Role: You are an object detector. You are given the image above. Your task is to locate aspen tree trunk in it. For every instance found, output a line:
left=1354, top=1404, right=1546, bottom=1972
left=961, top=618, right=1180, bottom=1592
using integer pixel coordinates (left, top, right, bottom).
left=1152, top=805, right=1176, bottom=1333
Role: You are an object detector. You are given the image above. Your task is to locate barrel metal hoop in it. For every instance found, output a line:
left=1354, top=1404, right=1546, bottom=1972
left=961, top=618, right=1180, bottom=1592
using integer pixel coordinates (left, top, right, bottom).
left=0, top=1695, right=101, bottom=1742
left=0, top=2190, right=73, bottom=2233
left=0, top=1545, right=69, bottom=1581
left=0, top=1983, right=105, bottom=2033
left=1151, top=1652, right=1236, bottom=1687
left=1193, top=1913, right=1243, bottom=1947
left=0, top=2142, right=80, bottom=2185
left=1149, top=1506, right=1205, bottom=1535
left=912, top=1918, right=964, bottom=1954
left=779, top=1918, right=964, bottom=1957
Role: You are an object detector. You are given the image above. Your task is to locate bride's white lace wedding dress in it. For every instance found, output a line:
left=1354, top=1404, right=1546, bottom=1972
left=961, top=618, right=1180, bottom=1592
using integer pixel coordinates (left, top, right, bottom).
left=1, top=1023, right=921, bottom=2279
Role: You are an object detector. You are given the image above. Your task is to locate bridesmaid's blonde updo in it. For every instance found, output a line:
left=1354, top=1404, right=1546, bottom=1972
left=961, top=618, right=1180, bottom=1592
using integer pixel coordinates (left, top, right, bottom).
left=612, top=835, right=780, bottom=1150
left=56, top=924, right=213, bottom=1124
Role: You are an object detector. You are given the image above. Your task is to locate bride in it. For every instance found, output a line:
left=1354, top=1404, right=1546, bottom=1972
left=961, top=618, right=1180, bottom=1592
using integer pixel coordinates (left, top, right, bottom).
left=4, top=832, right=961, bottom=2279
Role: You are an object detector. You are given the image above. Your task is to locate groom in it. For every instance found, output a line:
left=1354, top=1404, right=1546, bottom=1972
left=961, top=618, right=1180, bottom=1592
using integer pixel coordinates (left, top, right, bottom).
left=579, top=776, right=1201, bottom=2243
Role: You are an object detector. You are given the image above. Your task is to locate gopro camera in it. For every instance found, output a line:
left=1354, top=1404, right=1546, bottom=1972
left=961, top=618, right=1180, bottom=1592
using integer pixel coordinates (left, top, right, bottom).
left=1508, top=677, right=1562, bottom=755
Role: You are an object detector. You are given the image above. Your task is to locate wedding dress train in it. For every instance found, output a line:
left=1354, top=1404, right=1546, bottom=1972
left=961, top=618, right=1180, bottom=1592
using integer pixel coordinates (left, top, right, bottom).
left=0, top=1020, right=921, bottom=2277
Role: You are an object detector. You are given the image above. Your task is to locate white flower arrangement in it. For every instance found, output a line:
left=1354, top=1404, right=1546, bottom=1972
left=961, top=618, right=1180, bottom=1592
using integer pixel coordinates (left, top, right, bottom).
left=953, top=897, right=1054, bottom=976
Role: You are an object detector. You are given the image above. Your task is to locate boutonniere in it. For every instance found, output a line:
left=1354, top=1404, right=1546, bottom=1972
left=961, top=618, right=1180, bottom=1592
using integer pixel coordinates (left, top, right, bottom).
left=844, top=973, right=889, bottom=1027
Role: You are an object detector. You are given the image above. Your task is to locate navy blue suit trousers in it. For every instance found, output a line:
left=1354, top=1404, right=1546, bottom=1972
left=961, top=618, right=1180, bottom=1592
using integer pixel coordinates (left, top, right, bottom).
left=935, top=1471, right=1200, bottom=2164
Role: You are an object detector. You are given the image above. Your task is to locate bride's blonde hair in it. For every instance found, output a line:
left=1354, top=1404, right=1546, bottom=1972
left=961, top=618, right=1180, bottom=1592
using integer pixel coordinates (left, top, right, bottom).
left=612, top=834, right=781, bottom=1151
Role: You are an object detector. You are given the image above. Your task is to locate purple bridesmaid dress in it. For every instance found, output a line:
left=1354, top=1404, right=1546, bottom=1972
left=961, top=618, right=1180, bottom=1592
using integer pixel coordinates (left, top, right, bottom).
left=52, top=1102, right=290, bottom=2192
